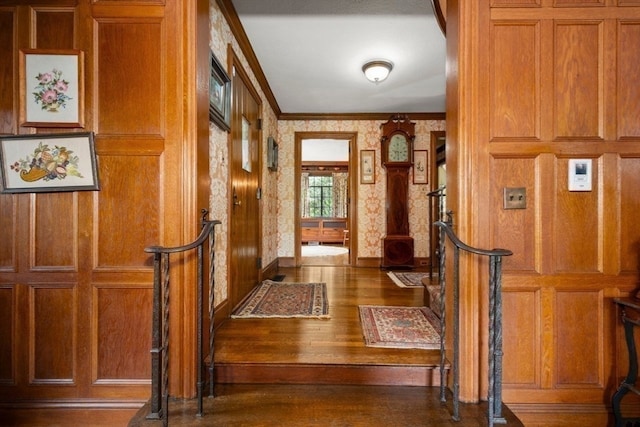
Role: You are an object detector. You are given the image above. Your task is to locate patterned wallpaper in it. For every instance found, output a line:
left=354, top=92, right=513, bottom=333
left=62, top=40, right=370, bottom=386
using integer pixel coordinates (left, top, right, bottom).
left=210, top=2, right=279, bottom=305
left=277, top=120, right=445, bottom=260
left=211, top=3, right=445, bottom=307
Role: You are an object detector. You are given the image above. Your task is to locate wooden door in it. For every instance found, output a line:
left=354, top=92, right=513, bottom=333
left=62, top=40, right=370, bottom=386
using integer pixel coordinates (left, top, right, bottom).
left=229, top=61, right=261, bottom=310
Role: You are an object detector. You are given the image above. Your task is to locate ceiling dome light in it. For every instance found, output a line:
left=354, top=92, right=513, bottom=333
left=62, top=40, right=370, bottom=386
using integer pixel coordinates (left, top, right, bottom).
left=362, top=60, right=393, bottom=83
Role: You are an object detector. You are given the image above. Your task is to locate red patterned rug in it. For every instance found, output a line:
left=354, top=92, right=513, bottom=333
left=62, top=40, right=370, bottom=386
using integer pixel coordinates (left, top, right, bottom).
left=387, top=271, right=427, bottom=288
left=231, top=280, right=329, bottom=318
left=358, top=305, right=441, bottom=349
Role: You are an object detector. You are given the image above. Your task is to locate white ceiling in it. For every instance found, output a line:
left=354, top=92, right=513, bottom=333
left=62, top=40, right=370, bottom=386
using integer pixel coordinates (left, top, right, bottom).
left=230, top=0, right=446, bottom=114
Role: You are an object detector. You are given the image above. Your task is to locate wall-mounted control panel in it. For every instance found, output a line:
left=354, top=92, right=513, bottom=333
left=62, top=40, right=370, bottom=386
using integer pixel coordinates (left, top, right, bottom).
left=568, top=159, right=592, bottom=192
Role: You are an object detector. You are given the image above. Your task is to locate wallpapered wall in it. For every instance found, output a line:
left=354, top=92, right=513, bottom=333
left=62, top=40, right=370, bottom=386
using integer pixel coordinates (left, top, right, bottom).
left=211, top=2, right=445, bottom=307
left=276, top=120, right=445, bottom=260
left=210, top=2, right=279, bottom=305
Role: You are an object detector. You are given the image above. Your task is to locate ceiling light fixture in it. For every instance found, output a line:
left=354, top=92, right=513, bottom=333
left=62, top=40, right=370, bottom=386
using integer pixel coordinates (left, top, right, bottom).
left=362, top=60, right=393, bottom=83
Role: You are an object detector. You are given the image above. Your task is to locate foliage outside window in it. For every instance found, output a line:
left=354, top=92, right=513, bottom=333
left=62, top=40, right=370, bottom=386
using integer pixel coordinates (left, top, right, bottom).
left=301, top=172, right=348, bottom=218
left=308, top=175, right=333, bottom=217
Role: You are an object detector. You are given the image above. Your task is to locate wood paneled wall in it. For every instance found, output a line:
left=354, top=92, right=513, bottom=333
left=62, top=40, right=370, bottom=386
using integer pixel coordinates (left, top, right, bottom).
left=0, top=1, right=206, bottom=406
left=449, top=0, right=640, bottom=420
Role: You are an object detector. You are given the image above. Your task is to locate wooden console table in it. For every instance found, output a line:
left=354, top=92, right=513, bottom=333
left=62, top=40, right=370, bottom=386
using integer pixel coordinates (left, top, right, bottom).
left=612, top=297, right=640, bottom=427
left=301, top=218, right=347, bottom=244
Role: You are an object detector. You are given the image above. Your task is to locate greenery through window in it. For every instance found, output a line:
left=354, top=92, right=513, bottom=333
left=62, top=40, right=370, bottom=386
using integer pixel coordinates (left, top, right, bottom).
left=308, top=175, right=333, bottom=217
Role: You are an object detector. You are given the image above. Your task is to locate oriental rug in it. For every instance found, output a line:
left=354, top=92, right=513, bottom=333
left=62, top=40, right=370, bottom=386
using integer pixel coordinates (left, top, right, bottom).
left=231, top=280, right=329, bottom=319
left=358, top=305, right=441, bottom=350
left=387, top=271, right=427, bottom=288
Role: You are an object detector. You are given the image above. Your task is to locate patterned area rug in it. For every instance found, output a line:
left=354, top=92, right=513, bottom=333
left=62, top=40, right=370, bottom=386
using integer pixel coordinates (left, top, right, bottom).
left=231, top=280, right=329, bottom=318
left=387, top=271, right=427, bottom=288
left=358, top=305, right=441, bottom=349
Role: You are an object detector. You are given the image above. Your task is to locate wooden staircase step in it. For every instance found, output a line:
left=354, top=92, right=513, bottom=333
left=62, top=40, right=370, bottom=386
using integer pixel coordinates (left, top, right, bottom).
left=213, top=361, right=449, bottom=387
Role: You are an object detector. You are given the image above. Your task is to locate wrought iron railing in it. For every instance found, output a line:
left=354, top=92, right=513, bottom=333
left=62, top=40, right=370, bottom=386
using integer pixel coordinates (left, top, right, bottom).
left=427, top=186, right=446, bottom=278
left=435, top=217, right=513, bottom=427
left=144, top=210, right=221, bottom=424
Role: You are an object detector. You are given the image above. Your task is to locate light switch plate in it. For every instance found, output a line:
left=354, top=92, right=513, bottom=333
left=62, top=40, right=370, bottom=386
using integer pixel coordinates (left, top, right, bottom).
left=503, top=187, right=526, bottom=209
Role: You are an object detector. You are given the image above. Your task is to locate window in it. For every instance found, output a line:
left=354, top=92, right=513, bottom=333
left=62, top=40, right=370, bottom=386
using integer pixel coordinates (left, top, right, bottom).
left=307, top=175, right=333, bottom=217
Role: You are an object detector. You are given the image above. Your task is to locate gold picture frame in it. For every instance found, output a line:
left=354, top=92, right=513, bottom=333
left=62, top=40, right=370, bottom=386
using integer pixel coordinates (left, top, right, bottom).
left=19, top=49, right=84, bottom=128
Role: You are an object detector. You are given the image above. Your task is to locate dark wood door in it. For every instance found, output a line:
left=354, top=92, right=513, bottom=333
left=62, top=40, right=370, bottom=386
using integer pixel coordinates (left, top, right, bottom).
left=229, top=63, right=261, bottom=310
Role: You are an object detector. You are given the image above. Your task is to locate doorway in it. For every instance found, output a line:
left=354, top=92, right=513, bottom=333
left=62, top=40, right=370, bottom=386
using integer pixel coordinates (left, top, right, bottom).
left=294, top=132, right=357, bottom=266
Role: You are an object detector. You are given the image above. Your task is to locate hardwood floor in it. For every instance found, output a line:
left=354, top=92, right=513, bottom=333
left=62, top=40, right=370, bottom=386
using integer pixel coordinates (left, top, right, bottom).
left=129, top=384, right=523, bottom=426
left=2, top=266, right=524, bottom=426
left=215, top=266, right=442, bottom=386
left=126, top=266, right=522, bottom=426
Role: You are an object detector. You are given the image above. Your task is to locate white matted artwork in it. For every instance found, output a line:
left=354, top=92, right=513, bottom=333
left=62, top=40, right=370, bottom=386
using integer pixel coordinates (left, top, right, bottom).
left=242, top=117, right=251, bottom=172
left=20, top=49, right=84, bottom=127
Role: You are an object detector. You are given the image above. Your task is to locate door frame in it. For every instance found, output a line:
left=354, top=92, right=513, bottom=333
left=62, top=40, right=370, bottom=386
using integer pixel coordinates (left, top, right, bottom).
left=294, top=131, right=358, bottom=266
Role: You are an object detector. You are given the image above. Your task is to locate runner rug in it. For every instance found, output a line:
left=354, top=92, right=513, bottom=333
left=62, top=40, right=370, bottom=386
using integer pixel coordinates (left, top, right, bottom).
left=231, top=280, right=329, bottom=319
left=358, top=305, right=441, bottom=349
left=387, top=271, right=427, bottom=288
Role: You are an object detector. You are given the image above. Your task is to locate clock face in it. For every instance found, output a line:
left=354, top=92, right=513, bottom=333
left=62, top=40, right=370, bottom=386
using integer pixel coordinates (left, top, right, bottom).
left=388, top=134, right=409, bottom=162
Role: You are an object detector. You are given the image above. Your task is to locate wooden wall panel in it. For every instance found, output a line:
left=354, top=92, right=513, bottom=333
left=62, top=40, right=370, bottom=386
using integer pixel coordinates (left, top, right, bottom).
left=95, top=286, right=151, bottom=381
left=619, top=157, right=640, bottom=273
left=490, top=157, right=536, bottom=271
left=32, top=193, right=76, bottom=270
left=490, top=22, right=539, bottom=140
left=555, top=0, right=604, bottom=6
left=0, top=196, right=16, bottom=270
left=617, top=21, right=640, bottom=139
left=554, top=156, right=599, bottom=272
left=0, top=9, right=15, bottom=135
left=95, top=155, right=160, bottom=268
left=0, top=0, right=192, bottom=405
left=553, top=21, right=603, bottom=140
left=30, top=285, right=75, bottom=383
left=33, top=8, right=75, bottom=49
left=502, top=289, right=540, bottom=387
left=491, top=0, right=540, bottom=6
left=0, top=287, right=14, bottom=382
left=96, top=20, right=163, bottom=135
left=555, top=290, right=603, bottom=386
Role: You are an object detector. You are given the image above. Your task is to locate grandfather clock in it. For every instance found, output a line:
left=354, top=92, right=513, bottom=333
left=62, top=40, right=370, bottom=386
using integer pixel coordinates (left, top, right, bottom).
left=380, top=114, right=415, bottom=269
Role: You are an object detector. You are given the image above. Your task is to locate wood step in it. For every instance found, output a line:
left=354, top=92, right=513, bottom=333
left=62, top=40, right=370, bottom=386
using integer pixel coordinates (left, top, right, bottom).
left=213, top=361, right=449, bottom=386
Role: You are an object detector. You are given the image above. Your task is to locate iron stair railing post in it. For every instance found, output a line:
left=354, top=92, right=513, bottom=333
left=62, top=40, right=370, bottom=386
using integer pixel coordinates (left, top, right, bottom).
left=161, top=252, right=170, bottom=427
left=434, top=220, right=512, bottom=425
left=144, top=212, right=220, bottom=423
left=147, top=252, right=163, bottom=420
left=438, top=224, right=447, bottom=404
left=488, top=254, right=507, bottom=426
left=208, top=224, right=216, bottom=399
left=196, top=241, right=204, bottom=417
left=452, top=244, right=461, bottom=421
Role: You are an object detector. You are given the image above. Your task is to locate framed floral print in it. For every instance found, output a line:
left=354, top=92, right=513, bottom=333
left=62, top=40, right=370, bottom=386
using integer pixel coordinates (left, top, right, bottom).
left=0, top=132, right=100, bottom=193
left=19, top=49, right=84, bottom=127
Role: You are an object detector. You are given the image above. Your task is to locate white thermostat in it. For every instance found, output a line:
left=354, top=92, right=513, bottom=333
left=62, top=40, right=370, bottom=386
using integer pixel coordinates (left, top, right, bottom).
left=568, top=159, right=592, bottom=192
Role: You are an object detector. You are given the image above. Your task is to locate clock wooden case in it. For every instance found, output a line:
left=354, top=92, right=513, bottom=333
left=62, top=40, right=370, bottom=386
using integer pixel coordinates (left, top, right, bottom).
left=380, top=114, right=415, bottom=269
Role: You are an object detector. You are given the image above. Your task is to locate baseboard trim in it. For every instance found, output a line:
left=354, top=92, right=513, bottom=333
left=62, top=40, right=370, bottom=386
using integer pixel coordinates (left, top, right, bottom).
left=0, top=399, right=146, bottom=409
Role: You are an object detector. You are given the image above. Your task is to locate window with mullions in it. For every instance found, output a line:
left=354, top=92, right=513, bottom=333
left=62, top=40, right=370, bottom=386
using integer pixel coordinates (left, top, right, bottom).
left=308, top=175, right=333, bottom=217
